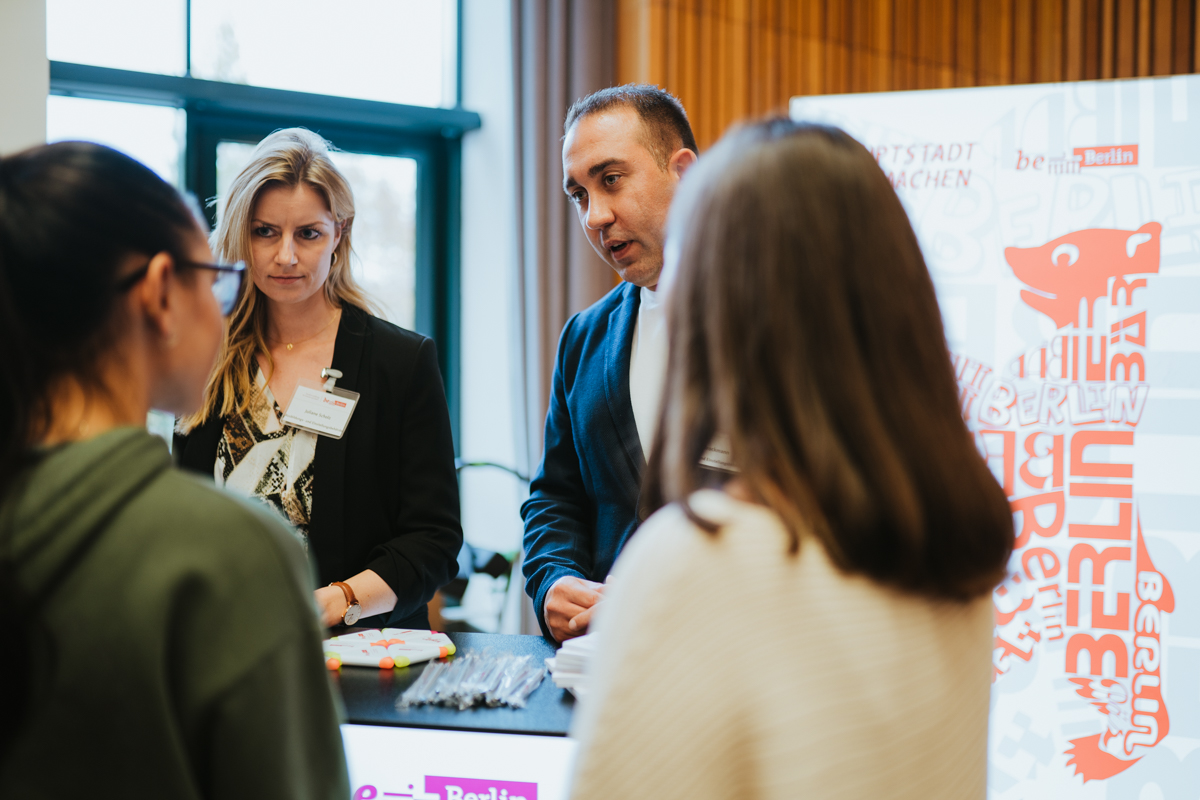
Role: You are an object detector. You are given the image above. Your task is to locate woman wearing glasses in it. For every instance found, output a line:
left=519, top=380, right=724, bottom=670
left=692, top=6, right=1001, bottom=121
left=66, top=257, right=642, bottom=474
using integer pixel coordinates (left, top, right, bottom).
left=0, top=142, right=347, bottom=796
left=176, top=128, right=462, bottom=630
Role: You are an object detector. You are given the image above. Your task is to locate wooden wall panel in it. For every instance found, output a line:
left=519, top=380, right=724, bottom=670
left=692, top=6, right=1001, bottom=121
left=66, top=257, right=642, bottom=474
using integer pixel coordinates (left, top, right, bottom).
left=615, top=0, right=1200, bottom=150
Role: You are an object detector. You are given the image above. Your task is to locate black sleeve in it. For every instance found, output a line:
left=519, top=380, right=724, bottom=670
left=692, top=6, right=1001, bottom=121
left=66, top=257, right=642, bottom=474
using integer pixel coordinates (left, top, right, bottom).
left=366, top=337, right=463, bottom=620
left=174, top=415, right=222, bottom=477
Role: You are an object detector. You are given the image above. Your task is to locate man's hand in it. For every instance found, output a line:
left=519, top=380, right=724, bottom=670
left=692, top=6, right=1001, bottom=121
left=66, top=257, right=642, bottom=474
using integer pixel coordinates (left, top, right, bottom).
left=544, top=576, right=606, bottom=642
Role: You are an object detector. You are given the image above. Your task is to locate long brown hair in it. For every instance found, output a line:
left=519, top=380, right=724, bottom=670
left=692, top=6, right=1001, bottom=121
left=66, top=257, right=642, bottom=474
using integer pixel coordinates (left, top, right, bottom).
left=182, top=128, right=378, bottom=430
left=643, top=118, right=1012, bottom=601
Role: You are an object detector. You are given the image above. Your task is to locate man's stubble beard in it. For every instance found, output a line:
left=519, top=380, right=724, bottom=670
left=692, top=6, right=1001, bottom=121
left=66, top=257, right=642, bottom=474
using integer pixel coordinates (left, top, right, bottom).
left=615, top=249, right=663, bottom=289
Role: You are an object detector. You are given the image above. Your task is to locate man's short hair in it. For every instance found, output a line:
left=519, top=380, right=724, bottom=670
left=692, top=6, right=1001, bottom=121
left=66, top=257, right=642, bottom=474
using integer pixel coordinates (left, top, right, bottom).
left=564, top=84, right=698, bottom=168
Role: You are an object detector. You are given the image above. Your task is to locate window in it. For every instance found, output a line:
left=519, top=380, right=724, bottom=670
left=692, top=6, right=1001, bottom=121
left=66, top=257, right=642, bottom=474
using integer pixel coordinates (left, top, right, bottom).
left=47, top=0, right=478, bottom=447
left=47, top=0, right=187, bottom=76
left=190, top=0, right=457, bottom=107
left=48, top=0, right=457, bottom=108
left=47, top=96, right=186, bottom=185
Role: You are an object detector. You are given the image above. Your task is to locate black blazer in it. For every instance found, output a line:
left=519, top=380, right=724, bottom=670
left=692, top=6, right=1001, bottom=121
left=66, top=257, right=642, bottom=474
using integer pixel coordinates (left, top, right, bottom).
left=176, top=305, right=462, bottom=629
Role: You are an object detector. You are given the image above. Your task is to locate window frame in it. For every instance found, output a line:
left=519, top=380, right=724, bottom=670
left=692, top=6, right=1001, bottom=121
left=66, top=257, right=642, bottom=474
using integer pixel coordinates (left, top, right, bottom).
left=49, top=59, right=479, bottom=451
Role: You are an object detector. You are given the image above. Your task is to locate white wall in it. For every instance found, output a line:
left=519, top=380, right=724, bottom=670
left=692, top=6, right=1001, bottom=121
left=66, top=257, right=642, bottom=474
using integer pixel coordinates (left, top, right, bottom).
left=0, top=0, right=48, bottom=155
left=458, top=0, right=528, bottom=630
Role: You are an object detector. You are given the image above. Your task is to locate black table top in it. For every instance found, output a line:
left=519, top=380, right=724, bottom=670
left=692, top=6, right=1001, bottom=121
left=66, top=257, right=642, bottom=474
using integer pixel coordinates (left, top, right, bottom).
left=329, top=631, right=575, bottom=737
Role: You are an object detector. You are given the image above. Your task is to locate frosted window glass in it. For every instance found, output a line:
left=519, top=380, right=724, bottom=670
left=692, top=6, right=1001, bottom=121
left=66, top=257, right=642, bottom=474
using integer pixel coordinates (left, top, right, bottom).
left=46, top=95, right=186, bottom=187
left=47, top=0, right=186, bottom=75
left=191, top=0, right=456, bottom=107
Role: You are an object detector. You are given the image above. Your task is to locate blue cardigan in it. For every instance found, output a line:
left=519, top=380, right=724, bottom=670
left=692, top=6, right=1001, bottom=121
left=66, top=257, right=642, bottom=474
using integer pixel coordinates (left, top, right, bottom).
left=521, top=281, right=644, bottom=638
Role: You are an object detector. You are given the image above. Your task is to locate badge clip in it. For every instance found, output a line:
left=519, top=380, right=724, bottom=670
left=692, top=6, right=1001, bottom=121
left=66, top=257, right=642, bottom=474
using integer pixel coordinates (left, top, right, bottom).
left=321, top=367, right=343, bottom=392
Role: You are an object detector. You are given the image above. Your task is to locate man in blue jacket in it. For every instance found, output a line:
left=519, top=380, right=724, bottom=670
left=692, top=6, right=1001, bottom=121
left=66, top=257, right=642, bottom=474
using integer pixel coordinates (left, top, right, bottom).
left=521, top=85, right=698, bottom=641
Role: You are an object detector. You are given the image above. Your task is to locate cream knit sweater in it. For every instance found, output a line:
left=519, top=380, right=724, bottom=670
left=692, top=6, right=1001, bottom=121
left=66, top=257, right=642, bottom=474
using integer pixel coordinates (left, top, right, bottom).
left=569, top=490, right=993, bottom=800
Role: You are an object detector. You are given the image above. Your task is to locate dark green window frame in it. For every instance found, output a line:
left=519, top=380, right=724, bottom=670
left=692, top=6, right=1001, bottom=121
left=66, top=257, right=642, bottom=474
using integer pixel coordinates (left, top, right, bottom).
left=49, top=60, right=480, bottom=450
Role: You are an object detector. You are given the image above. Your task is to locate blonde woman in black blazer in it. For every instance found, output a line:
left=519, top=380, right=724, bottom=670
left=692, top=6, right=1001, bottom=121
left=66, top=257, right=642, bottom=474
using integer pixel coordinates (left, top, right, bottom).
left=176, top=129, right=460, bottom=629
left=178, top=304, right=461, bottom=629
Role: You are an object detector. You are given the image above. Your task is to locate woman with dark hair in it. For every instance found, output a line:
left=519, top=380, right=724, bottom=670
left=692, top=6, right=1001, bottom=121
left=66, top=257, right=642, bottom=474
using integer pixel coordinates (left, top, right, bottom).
left=0, top=142, right=348, bottom=798
left=569, top=120, right=1013, bottom=799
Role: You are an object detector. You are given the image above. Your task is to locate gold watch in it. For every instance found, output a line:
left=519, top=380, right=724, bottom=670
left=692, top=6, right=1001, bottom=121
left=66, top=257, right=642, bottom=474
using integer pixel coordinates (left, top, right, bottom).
left=330, top=581, right=362, bottom=626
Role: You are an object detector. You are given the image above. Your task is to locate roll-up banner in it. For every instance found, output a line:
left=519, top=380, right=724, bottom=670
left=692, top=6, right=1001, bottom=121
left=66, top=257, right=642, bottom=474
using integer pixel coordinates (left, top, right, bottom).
left=792, top=77, right=1200, bottom=797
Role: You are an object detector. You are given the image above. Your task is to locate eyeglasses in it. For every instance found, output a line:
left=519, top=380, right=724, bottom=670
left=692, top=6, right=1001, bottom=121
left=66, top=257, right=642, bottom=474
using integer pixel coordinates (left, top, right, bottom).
left=117, top=258, right=246, bottom=316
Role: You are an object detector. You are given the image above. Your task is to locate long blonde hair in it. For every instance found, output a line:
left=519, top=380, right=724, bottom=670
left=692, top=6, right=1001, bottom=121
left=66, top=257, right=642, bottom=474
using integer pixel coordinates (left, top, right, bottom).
left=183, top=128, right=378, bottom=430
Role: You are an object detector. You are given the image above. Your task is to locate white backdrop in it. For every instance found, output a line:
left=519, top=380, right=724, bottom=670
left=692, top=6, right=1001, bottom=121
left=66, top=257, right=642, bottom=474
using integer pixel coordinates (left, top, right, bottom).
left=342, top=725, right=576, bottom=800
left=793, top=76, right=1200, bottom=799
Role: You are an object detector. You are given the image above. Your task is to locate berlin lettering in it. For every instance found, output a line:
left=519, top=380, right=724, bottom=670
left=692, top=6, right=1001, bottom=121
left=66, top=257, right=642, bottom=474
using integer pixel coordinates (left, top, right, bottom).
left=956, top=221, right=1174, bottom=783
left=1015, top=144, right=1139, bottom=176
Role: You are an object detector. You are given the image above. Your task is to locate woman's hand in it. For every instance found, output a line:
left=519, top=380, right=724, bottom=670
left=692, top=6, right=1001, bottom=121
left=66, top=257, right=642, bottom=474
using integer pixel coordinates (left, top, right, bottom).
left=315, top=585, right=349, bottom=628
left=313, top=569, right=400, bottom=629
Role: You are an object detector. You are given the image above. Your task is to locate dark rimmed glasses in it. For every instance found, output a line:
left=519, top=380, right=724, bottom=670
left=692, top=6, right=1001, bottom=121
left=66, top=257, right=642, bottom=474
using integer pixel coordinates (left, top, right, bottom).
left=117, top=259, right=246, bottom=316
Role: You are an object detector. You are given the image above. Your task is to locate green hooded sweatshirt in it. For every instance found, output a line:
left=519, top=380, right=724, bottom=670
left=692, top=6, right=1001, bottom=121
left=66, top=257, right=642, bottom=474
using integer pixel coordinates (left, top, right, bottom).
left=0, top=427, right=350, bottom=799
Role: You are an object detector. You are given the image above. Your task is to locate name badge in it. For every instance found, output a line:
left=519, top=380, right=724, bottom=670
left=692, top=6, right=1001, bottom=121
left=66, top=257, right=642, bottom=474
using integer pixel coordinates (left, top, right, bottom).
left=281, top=384, right=360, bottom=439
left=699, top=433, right=739, bottom=473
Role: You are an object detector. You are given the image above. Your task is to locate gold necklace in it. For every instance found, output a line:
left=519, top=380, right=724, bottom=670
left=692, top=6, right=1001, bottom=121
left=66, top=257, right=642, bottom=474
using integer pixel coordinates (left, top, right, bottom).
left=271, top=310, right=339, bottom=351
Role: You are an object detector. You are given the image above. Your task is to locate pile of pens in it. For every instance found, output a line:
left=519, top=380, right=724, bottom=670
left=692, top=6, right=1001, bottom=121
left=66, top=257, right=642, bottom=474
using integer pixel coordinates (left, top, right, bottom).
left=397, top=649, right=546, bottom=710
left=322, top=628, right=456, bottom=670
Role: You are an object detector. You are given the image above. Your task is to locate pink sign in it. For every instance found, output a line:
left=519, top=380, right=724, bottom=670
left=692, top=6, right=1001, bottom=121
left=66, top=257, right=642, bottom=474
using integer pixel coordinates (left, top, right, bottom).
left=424, top=775, right=538, bottom=800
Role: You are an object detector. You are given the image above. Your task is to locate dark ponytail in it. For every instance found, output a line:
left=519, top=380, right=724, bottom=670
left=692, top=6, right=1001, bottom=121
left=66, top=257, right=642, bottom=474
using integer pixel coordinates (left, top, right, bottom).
left=0, top=142, right=201, bottom=758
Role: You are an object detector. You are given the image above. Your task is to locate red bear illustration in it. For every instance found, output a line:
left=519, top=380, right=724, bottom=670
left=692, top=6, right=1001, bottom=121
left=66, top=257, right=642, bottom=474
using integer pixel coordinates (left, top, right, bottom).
left=1004, top=222, right=1161, bottom=329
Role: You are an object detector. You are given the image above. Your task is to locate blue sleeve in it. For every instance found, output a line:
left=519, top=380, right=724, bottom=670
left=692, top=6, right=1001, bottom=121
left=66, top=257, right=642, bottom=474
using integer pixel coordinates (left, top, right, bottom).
left=521, top=315, right=595, bottom=639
